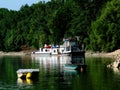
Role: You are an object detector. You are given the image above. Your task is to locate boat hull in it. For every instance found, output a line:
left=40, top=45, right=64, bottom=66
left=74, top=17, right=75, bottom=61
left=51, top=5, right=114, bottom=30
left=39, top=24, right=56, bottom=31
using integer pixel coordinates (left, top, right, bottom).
left=64, top=64, right=87, bottom=72
left=63, top=51, right=85, bottom=56
left=64, top=64, right=78, bottom=70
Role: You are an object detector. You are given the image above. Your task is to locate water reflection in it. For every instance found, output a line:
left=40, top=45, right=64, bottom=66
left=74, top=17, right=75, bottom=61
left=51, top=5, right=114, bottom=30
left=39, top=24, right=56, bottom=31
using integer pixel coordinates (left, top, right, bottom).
left=17, top=78, right=33, bottom=85
left=0, top=56, right=119, bottom=90
left=17, top=78, right=34, bottom=90
left=30, top=55, right=86, bottom=87
left=32, top=55, right=85, bottom=67
left=31, top=55, right=86, bottom=76
left=31, top=55, right=68, bottom=71
left=17, top=77, right=39, bottom=84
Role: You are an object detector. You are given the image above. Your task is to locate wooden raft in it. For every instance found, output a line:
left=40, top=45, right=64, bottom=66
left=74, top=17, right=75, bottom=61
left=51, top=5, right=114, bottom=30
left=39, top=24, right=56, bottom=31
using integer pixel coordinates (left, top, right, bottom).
left=16, top=69, right=39, bottom=79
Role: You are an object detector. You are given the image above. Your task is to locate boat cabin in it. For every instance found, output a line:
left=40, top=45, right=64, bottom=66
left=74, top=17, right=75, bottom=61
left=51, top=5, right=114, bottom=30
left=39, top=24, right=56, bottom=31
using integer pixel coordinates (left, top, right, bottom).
left=32, top=37, right=85, bottom=55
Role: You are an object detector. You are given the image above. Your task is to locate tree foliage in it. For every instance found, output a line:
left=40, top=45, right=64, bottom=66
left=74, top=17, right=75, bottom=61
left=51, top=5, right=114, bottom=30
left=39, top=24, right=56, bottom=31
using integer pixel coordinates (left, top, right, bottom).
left=0, top=0, right=119, bottom=52
left=89, top=0, right=120, bottom=52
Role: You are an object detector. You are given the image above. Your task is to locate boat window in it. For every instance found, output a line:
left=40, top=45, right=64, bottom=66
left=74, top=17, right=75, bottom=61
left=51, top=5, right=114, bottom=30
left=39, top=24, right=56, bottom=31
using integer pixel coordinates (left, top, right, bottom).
left=54, top=50, right=56, bottom=52
left=66, top=47, right=70, bottom=51
left=45, top=49, right=47, bottom=52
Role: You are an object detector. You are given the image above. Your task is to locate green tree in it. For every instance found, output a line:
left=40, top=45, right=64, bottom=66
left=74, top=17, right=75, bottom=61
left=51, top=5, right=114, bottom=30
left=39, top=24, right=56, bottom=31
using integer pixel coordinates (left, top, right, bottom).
left=89, top=0, right=120, bottom=52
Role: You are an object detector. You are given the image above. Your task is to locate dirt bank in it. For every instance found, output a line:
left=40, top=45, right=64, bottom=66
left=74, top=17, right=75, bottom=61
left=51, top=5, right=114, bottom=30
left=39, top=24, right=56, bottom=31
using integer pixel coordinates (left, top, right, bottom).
left=0, top=50, right=31, bottom=56
left=106, top=49, right=120, bottom=59
left=85, top=51, right=112, bottom=58
left=85, top=49, right=120, bottom=59
left=0, top=49, right=120, bottom=59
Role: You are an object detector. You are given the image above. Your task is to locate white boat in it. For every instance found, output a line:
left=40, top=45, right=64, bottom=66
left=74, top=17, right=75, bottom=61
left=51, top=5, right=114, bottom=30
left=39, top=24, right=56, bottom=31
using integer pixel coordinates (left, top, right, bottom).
left=31, top=38, right=85, bottom=56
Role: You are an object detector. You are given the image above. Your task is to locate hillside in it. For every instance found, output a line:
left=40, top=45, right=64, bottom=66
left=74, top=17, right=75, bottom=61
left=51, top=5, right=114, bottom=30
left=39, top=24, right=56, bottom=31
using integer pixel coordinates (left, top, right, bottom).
left=0, top=0, right=120, bottom=52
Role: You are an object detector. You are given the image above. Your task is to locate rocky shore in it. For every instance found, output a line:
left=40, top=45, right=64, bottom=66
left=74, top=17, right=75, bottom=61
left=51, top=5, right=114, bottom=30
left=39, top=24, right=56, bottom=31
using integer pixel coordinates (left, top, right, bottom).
left=105, top=49, right=120, bottom=69
left=85, top=49, right=120, bottom=59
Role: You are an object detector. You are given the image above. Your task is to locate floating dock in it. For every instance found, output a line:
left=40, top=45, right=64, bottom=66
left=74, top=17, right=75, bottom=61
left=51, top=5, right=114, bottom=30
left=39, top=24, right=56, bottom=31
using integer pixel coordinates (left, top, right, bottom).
left=16, top=69, right=39, bottom=79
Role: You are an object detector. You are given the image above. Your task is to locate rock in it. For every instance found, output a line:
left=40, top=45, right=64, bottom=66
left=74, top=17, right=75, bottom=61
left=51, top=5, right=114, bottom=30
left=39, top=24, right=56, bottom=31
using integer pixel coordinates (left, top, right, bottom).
left=107, top=49, right=120, bottom=70
left=107, top=60, right=120, bottom=69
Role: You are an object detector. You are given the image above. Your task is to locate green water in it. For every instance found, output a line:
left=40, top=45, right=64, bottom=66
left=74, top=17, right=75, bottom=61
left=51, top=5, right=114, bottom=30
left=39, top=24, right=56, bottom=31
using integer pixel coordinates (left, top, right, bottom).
left=0, top=55, right=119, bottom=90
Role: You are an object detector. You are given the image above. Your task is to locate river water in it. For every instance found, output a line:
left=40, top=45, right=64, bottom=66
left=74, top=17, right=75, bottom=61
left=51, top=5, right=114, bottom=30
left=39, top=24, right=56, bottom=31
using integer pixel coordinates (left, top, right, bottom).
left=0, top=55, right=120, bottom=90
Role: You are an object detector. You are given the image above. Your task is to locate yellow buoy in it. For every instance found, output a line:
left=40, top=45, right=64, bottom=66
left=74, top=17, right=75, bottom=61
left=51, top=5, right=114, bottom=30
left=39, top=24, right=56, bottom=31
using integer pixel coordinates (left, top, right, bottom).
left=26, top=72, right=32, bottom=79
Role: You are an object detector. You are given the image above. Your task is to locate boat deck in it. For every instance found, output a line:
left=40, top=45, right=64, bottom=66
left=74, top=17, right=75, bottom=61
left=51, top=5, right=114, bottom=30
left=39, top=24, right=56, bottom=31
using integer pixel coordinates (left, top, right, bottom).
left=17, top=69, right=39, bottom=73
left=16, top=69, right=39, bottom=79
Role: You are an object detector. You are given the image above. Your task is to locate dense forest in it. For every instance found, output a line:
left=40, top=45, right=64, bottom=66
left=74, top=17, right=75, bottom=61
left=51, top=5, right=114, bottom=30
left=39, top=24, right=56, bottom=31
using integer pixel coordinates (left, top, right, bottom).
left=0, top=0, right=119, bottom=52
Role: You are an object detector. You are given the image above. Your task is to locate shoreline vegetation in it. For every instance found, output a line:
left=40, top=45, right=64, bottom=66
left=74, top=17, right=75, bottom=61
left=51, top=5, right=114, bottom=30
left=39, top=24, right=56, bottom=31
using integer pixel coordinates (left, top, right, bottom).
left=0, top=49, right=120, bottom=60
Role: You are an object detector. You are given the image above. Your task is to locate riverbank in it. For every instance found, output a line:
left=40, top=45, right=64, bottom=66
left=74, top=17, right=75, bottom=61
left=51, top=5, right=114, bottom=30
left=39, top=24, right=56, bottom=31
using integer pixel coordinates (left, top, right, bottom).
left=0, top=50, right=32, bottom=56
left=0, top=49, right=120, bottom=59
left=85, top=49, right=120, bottom=59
